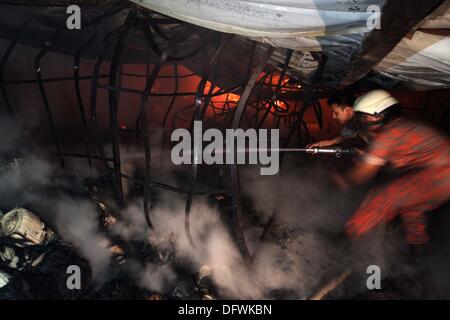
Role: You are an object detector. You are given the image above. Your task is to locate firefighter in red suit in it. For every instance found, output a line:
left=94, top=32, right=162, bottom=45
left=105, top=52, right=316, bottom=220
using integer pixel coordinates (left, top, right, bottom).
left=332, top=90, right=450, bottom=250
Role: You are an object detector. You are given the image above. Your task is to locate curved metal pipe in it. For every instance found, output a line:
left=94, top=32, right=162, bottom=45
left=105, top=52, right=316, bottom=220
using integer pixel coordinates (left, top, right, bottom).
left=228, top=45, right=274, bottom=267
left=184, top=34, right=230, bottom=246
left=34, top=29, right=66, bottom=168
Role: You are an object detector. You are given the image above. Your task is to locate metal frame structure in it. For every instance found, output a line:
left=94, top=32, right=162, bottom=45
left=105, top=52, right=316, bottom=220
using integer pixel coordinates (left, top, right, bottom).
left=0, top=2, right=326, bottom=266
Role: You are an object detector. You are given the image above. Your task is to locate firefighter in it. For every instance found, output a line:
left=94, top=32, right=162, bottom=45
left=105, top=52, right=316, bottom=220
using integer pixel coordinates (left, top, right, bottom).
left=307, top=90, right=358, bottom=148
left=332, top=89, right=450, bottom=251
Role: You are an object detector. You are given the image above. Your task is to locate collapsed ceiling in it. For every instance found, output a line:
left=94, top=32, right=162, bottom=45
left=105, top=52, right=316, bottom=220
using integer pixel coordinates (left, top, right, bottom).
left=131, top=0, right=450, bottom=90
left=0, top=0, right=449, bottom=90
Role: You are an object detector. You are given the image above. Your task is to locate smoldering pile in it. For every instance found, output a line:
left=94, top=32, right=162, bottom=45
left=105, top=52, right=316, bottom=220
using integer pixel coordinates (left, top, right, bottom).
left=0, top=121, right=422, bottom=300
left=0, top=121, right=344, bottom=300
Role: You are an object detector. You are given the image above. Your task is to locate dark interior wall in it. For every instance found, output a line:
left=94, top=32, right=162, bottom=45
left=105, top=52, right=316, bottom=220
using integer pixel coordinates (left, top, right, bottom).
left=0, top=40, right=194, bottom=139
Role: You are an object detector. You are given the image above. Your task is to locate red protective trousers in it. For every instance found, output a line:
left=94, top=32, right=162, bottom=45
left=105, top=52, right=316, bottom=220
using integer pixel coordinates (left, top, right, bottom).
left=345, top=166, right=450, bottom=245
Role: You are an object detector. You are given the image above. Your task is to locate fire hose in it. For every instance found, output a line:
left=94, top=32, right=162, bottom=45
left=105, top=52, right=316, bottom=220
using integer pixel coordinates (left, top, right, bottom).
left=181, top=146, right=358, bottom=158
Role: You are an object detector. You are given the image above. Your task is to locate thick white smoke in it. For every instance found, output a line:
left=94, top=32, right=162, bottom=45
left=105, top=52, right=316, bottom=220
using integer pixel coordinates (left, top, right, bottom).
left=0, top=120, right=404, bottom=299
left=0, top=120, right=113, bottom=280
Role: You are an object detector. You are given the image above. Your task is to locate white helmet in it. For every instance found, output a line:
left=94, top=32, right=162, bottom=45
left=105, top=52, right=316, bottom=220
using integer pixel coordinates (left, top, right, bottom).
left=353, top=90, right=399, bottom=115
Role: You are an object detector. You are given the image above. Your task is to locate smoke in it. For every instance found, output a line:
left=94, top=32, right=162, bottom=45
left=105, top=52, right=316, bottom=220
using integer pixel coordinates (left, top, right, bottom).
left=240, top=159, right=351, bottom=229
left=112, top=194, right=268, bottom=298
left=0, top=120, right=112, bottom=280
left=0, top=118, right=359, bottom=299
left=108, top=171, right=348, bottom=299
left=126, top=260, right=177, bottom=294
left=0, top=119, right=417, bottom=299
left=50, top=198, right=113, bottom=278
left=237, top=158, right=400, bottom=298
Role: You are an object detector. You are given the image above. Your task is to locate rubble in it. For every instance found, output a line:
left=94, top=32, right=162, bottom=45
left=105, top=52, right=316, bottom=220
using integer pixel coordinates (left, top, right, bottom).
left=0, top=135, right=447, bottom=300
left=196, top=265, right=217, bottom=300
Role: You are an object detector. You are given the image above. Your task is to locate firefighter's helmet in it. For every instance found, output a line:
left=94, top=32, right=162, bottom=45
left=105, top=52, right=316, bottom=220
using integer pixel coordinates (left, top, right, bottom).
left=353, top=90, right=399, bottom=115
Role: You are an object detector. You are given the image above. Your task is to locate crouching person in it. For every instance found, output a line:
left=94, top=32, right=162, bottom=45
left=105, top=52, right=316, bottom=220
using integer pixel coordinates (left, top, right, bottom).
left=332, top=90, right=450, bottom=252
